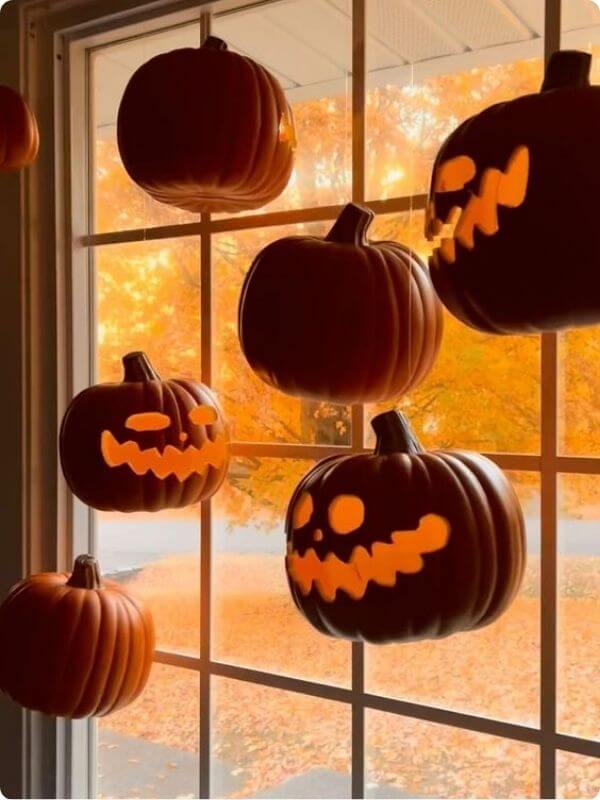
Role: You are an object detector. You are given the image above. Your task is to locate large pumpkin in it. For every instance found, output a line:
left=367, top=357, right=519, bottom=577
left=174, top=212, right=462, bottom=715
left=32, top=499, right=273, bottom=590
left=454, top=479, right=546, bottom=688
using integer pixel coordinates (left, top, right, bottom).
left=60, top=352, right=229, bottom=512
left=0, top=85, right=39, bottom=172
left=117, top=36, right=296, bottom=213
left=0, top=555, right=154, bottom=718
left=285, top=411, right=525, bottom=643
left=239, top=203, right=443, bottom=404
left=426, top=49, right=600, bottom=333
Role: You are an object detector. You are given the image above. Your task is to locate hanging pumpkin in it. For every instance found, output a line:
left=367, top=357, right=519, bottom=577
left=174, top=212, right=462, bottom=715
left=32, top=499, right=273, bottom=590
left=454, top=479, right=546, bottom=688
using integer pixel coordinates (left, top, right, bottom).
left=117, top=36, right=296, bottom=214
left=285, top=411, right=525, bottom=643
left=0, top=85, right=39, bottom=172
left=239, top=203, right=443, bottom=404
left=0, top=555, right=154, bottom=718
left=60, top=352, right=229, bottom=512
left=426, top=49, right=600, bottom=333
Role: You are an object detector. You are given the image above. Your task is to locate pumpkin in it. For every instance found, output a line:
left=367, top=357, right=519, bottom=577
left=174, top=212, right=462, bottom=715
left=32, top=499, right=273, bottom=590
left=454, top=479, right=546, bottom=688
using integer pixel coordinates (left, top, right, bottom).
left=426, top=49, right=600, bottom=333
left=0, top=85, right=39, bottom=172
left=238, top=203, right=443, bottom=404
left=0, top=555, right=154, bottom=718
left=60, top=352, right=229, bottom=512
left=116, top=36, right=296, bottom=214
left=285, top=411, right=525, bottom=643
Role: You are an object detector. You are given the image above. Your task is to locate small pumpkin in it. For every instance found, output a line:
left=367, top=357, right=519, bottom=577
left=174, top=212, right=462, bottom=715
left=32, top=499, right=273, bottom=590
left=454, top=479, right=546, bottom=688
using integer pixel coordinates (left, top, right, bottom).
left=0, top=85, right=39, bottom=172
left=0, top=555, right=154, bottom=718
left=285, top=411, right=525, bottom=643
left=117, top=36, right=296, bottom=213
left=239, top=203, right=443, bottom=404
left=60, top=352, right=229, bottom=512
left=426, top=50, right=600, bottom=333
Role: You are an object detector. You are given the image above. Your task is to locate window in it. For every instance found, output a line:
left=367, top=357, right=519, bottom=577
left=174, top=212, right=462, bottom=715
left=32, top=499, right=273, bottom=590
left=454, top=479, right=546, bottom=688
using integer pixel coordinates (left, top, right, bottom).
left=61, top=1, right=600, bottom=798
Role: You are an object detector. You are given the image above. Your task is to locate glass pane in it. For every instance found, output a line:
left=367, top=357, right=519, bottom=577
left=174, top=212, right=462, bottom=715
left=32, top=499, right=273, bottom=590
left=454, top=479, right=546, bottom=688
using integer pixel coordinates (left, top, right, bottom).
left=557, top=751, right=600, bottom=799
left=212, top=1, right=351, bottom=216
left=366, top=0, right=544, bottom=200
left=558, top=474, right=600, bottom=741
left=559, top=327, right=600, bottom=456
left=213, top=223, right=351, bottom=444
left=98, top=663, right=199, bottom=799
left=92, top=26, right=200, bottom=233
left=95, top=237, right=201, bottom=384
left=97, top=509, right=200, bottom=656
left=211, top=676, right=351, bottom=799
left=365, top=472, right=540, bottom=726
left=366, top=212, right=540, bottom=454
left=212, top=457, right=350, bottom=686
left=366, top=710, right=539, bottom=798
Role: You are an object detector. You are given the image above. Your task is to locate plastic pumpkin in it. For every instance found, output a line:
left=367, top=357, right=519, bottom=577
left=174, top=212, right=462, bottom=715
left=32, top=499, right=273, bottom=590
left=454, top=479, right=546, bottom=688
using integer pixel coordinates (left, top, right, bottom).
left=285, top=411, right=525, bottom=643
left=0, top=85, right=39, bottom=172
left=239, top=203, right=443, bottom=404
left=60, top=352, right=229, bottom=512
left=427, top=50, right=600, bottom=333
left=0, top=555, right=154, bottom=718
left=117, top=36, right=296, bottom=213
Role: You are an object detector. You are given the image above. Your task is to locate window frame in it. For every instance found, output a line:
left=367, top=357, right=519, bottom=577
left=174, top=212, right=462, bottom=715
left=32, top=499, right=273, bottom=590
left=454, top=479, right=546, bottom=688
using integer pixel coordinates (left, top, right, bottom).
left=6, top=0, right=599, bottom=797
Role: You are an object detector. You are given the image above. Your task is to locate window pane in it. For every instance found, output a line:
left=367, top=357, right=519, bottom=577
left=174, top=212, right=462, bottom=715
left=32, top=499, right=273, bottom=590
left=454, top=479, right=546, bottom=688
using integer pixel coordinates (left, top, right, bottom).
left=212, top=457, right=350, bottom=686
left=97, top=509, right=200, bottom=656
left=212, top=1, right=351, bottom=216
left=366, top=710, right=539, bottom=798
left=211, top=676, right=351, bottom=799
left=366, top=212, right=540, bottom=454
left=365, top=472, right=540, bottom=726
left=559, top=327, right=600, bottom=456
left=557, top=751, right=600, bottom=799
left=366, top=0, right=544, bottom=200
left=213, top=223, right=351, bottom=444
left=92, top=26, right=200, bottom=233
left=95, top=237, right=201, bottom=384
left=98, top=663, right=199, bottom=799
left=558, top=474, right=600, bottom=741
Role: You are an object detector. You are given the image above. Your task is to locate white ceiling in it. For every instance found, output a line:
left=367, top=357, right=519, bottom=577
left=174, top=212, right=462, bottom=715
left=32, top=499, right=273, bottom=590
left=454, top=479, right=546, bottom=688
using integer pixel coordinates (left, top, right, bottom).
left=94, top=0, right=600, bottom=131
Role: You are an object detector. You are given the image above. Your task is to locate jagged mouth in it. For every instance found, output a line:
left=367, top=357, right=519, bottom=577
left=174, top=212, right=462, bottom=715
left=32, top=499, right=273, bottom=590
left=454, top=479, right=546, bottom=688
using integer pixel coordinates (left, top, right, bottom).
left=426, top=205, right=463, bottom=266
left=286, top=514, right=450, bottom=602
left=101, top=430, right=227, bottom=481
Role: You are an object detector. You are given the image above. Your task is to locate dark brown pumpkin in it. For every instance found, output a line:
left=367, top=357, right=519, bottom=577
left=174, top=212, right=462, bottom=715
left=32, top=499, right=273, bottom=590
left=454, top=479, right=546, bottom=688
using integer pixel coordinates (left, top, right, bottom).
left=0, top=555, right=154, bottom=718
left=60, top=352, right=229, bottom=512
left=117, top=36, right=296, bottom=213
left=285, top=411, right=525, bottom=643
left=427, top=50, right=600, bottom=333
left=239, top=203, right=443, bottom=404
left=0, top=85, right=39, bottom=172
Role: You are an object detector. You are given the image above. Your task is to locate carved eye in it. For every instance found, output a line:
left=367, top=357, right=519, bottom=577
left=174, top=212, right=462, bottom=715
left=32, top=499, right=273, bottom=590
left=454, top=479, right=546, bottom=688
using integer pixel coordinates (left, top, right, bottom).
left=434, top=155, right=476, bottom=193
left=328, top=495, right=365, bottom=534
left=125, top=412, right=171, bottom=432
left=293, top=492, right=313, bottom=529
left=189, top=405, right=218, bottom=425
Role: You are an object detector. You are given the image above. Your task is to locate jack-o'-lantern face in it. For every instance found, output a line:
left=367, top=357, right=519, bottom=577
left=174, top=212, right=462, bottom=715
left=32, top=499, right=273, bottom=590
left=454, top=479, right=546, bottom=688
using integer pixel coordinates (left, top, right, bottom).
left=286, top=491, right=450, bottom=602
left=426, top=145, right=529, bottom=268
left=101, top=404, right=227, bottom=481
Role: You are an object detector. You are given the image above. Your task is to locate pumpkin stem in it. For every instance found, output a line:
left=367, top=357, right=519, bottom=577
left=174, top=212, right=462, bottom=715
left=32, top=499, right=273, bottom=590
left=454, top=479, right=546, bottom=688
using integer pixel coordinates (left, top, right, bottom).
left=541, top=50, right=591, bottom=92
left=202, top=36, right=228, bottom=51
left=325, top=203, right=374, bottom=245
left=67, top=555, right=102, bottom=590
left=122, top=352, right=161, bottom=382
left=372, top=411, right=423, bottom=456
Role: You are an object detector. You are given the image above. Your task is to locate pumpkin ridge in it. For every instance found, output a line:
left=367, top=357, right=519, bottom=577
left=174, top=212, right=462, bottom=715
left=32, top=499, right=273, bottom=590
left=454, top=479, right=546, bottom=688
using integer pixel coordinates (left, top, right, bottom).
left=86, top=590, right=120, bottom=716
left=46, top=586, right=84, bottom=716
left=70, top=588, right=104, bottom=718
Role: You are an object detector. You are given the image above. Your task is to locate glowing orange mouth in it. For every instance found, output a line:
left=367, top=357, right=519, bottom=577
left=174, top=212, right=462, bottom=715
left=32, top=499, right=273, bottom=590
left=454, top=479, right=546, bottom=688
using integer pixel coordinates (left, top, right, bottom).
left=287, top=514, right=450, bottom=602
left=426, top=146, right=529, bottom=266
left=101, top=430, right=228, bottom=481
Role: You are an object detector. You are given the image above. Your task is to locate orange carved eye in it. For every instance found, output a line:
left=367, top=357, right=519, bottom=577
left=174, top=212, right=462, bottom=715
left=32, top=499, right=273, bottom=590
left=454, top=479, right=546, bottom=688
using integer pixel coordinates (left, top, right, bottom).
left=434, top=155, right=476, bottom=193
left=328, top=495, right=365, bottom=534
left=293, top=492, right=313, bottom=529
left=125, top=412, right=171, bottom=432
left=189, top=405, right=218, bottom=426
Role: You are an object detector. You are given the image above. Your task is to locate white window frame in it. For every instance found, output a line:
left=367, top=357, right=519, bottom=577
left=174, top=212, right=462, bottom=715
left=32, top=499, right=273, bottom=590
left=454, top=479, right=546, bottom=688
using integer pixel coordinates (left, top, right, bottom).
left=1, top=0, right=599, bottom=797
